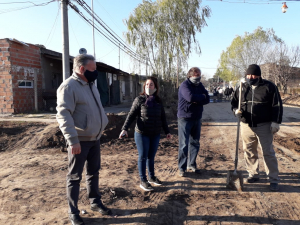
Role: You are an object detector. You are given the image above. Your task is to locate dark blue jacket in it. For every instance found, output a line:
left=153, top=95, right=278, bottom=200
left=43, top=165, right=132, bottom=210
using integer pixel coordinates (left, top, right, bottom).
left=177, top=79, right=210, bottom=119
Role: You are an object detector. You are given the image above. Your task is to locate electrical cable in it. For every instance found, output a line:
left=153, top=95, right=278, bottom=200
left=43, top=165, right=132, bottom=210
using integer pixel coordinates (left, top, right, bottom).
left=45, top=3, right=60, bottom=46
left=69, top=3, right=146, bottom=63
left=0, top=0, right=55, bottom=15
left=73, top=0, right=147, bottom=62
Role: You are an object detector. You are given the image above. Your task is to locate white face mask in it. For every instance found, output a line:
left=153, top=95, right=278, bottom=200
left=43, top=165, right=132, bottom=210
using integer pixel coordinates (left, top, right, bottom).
left=145, top=88, right=157, bottom=96
left=189, top=76, right=201, bottom=85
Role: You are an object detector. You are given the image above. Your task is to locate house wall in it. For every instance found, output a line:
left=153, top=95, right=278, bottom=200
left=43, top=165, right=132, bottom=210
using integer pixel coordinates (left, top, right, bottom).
left=9, top=40, right=43, bottom=113
left=41, top=55, right=63, bottom=91
left=0, top=39, right=13, bottom=113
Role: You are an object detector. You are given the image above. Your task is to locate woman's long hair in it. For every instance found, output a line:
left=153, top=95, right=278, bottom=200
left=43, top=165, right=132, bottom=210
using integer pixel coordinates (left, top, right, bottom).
left=140, top=76, right=161, bottom=103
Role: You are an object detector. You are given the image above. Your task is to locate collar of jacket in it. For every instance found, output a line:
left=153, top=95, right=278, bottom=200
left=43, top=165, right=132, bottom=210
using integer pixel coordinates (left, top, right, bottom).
left=72, top=73, right=89, bottom=86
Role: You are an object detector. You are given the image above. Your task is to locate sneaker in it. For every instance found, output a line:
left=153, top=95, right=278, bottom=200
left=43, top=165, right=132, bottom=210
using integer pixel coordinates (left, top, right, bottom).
left=149, top=176, right=163, bottom=185
left=69, top=214, right=85, bottom=225
left=187, top=166, right=201, bottom=174
left=244, top=177, right=260, bottom=183
left=90, top=202, right=112, bottom=215
left=179, top=170, right=185, bottom=177
left=140, top=181, right=154, bottom=191
left=270, top=183, right=279, bottom=192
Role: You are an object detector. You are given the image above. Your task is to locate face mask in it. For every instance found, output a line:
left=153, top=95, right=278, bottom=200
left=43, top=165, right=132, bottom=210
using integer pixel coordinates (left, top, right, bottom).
left=246, top=78, right=259, bottom=86
left=145, top=88, right=157, bottom=96
left=189, top=76, right=201, bottom=85
left=84, top=70, right=98, bottom=83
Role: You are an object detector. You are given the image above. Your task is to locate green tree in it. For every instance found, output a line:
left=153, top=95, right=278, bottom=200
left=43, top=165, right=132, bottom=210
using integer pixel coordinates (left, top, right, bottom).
left=124, top=0, right=211, bottom=79
left=218, top=27, right=282, bottom=81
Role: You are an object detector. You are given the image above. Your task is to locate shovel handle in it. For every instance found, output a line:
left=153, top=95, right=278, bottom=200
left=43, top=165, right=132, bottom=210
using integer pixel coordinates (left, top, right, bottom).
left=234, top=81, right=243, bottom=171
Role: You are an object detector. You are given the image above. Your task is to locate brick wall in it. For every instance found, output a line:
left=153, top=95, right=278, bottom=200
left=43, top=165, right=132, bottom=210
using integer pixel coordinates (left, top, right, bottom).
left=0, top=39, right=13, bottom=114
left=0, top=38, right=43, bottom=114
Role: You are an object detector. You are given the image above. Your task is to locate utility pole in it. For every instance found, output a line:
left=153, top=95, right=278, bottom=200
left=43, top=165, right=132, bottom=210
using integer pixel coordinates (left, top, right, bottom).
left=91, top=0, right=96, bottom=59
left=61, top=0, right=70, bottom=80
left=118, top=43, right=120, bottom=69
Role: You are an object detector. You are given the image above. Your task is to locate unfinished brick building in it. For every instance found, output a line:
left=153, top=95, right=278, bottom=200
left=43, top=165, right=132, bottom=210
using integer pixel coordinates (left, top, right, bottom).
left=0, top=38, right=43, bottom=114
left=0, top=38, right=142, bottom=114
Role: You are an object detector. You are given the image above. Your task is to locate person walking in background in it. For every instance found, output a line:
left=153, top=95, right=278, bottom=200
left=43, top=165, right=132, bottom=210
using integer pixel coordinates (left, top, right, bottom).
left=224, top=86, right=231, bottom=100
left=218, top=86, right=224, bottom=101
left=229, top=86, right=234, bottom=99
left=119, top=77, right=172, bottom=192
left=177, top=67, right=210, bottom=177
left=56, top=54, right=111, bottom=225
left=231, top=64, right=283, bottom=192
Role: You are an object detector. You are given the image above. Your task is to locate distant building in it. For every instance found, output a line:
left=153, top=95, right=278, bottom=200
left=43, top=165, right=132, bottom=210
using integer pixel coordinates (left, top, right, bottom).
left=260, top=63, right=300, bottom=89
left=0, top=38, right=144, bottom=114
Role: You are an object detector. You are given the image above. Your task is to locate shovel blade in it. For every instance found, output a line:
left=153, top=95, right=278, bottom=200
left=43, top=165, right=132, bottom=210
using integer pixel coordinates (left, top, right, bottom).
left=226, top=170, right=244, bottom=192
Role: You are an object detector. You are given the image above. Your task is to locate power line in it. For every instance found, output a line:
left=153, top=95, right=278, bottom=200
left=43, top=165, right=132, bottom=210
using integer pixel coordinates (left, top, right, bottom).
left=0, top=0, right=55, bottom=15
left=0, top=0, right=49, bottom=4
left=94, top=0, right=125, bottom=34
left=45, top=3, right=60, bottom=46
left=76, top=0, right=140, bottom=58
left=69, top=1, right=147, bottom=64
left=71, top=0, right=147, bottom=63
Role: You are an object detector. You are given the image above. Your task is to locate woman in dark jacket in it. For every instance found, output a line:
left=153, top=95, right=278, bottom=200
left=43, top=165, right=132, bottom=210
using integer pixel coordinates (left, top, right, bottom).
left=119, top=77, right=172, bottom=191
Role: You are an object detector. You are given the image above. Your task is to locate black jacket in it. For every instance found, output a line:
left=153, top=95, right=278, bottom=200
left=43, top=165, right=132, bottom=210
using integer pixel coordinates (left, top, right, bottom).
left=122, top=95, right=170, bottom=136
left=231, top=78, right=283, bottom=127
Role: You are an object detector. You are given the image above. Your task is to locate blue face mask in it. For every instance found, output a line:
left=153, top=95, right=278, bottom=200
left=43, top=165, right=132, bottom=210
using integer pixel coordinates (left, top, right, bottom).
left=84, top=70, right=98, bottom=83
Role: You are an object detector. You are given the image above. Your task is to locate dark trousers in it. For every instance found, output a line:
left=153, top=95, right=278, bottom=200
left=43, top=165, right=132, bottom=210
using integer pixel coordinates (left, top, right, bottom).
left=67, top=140, right=101, bottom=215
left=134, top=132, right=160, bottom=181
left=178, top=118, right=202, bottom=171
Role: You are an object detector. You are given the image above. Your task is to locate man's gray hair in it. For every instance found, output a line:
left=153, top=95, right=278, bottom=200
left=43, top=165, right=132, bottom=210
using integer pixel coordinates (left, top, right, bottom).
left=73, top=54, right=95, bottom=73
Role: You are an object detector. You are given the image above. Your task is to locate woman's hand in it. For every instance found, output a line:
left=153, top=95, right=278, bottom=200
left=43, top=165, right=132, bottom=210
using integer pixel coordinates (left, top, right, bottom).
left=119, top=130, right=128, bottom=139
left=166, top=133, right=172, bottom=139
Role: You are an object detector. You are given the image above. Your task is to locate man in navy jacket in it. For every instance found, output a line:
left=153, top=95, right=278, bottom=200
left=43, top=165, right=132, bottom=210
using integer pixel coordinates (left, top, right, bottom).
left=177, top=67, right=210, bottom=176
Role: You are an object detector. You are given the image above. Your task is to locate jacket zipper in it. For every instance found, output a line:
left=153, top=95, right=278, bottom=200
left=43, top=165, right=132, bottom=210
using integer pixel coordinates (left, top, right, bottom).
left=89, top=83, right=103, bottom=138
left=251, top=86, right=254, bottom=127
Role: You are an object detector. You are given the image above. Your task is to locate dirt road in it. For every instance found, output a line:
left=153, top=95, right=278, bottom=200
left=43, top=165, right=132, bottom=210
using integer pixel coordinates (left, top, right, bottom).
left=0, top=102, right=300, bottom=225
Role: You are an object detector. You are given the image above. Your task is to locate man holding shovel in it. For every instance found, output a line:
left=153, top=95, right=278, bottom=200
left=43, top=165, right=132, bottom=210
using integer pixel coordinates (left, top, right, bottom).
left=231, top=64, right=283, bottom=191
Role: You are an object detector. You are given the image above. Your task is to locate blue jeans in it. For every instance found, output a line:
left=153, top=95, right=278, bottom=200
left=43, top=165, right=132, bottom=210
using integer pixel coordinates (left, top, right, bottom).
left=178, top=118, right=202, bottom=171
left=134, top=132, right=160, bottom=181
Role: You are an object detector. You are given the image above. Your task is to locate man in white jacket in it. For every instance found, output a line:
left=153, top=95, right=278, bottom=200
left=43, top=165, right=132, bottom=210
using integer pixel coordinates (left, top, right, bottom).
left=56, top=54, right=109, bottom=225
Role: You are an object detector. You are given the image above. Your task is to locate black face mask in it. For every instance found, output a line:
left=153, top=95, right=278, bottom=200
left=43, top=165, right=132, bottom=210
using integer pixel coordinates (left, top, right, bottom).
left=84, top=70, right=98, bottom=83
left=246, top=78, right=259, bottom=86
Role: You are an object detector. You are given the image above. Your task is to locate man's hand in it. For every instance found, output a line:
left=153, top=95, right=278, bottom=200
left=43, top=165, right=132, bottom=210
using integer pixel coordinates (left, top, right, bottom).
left=235, top=109, right=243, bottom=119
left=271, top=122, right=280, bottom=134
left=166, top=133, right=172, bottom=139
left=70, top=143, right=81, bottom=155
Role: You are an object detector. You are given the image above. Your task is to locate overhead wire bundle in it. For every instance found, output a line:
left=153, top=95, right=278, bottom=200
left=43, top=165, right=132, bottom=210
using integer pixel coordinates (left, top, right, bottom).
left=69, top=0, right=147, bottom=64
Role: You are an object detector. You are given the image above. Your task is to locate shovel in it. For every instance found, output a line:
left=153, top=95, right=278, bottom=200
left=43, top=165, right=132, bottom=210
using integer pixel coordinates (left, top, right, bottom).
left=226, top=81, right=244, bottom=192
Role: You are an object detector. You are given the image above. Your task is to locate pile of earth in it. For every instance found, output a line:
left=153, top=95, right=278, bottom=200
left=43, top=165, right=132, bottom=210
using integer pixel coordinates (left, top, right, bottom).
left=0, top=114, right=152, bottom=151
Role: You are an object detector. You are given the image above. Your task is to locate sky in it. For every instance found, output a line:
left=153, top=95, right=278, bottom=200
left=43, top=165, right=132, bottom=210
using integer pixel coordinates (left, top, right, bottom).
left=1, top=0, right=299, bottom=78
